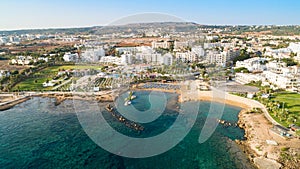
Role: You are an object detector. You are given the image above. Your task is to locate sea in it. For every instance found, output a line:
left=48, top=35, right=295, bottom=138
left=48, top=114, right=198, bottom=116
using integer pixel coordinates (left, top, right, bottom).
left=0, top=91, right=255, bottom=169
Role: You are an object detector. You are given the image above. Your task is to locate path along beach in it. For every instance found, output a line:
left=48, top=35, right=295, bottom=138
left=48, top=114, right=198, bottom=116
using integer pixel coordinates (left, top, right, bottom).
left=1, top=83, right=299, bottom=168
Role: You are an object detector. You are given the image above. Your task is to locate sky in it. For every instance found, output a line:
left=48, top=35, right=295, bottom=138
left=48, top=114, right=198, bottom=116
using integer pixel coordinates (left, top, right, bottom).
left=1, top=0, right=300, bottom=30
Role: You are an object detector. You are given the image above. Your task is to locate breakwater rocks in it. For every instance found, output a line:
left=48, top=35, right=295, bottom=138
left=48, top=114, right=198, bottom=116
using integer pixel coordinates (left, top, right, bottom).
left=105, top=104, right=144, bottom=131
left=217, top=119, right=239, bottom=128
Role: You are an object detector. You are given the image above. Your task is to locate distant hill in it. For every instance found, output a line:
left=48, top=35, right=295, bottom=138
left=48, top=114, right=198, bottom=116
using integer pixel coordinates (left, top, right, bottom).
left=0, top=22, right=200, bottom=36
left=1, top=22, right=300, bottom=36
left=0, top=27, right=96, bottom=35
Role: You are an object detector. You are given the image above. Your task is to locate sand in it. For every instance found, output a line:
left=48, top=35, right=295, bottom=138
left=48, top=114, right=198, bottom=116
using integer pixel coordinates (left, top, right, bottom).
left=134, top=84, right=300, bottom=169
left=1, top=84, right=299, bottom=168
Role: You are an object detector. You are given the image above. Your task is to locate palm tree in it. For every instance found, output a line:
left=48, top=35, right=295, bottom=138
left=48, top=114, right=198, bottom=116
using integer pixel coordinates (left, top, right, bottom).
left=287, top=114, right=297, bottom=124
left=272, top=108, right=278, bottom=117
left=277, top=110, right=285, bottom=122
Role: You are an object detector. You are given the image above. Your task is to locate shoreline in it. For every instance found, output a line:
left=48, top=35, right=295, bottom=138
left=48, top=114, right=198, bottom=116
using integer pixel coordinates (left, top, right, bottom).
left=0, top=91, right=114, bottom=110
left=1, top=87, right=299, bottom=168
left=134, top=86, right=299, bottom=169
left=0, top=96, right=30, bottom=111
left=134, top=85, right=252, bottom=109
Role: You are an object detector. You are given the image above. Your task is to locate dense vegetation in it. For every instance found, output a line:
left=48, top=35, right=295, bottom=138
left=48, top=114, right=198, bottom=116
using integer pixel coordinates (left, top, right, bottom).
left=280, top=58, right=298, bottom=66
left=247, top=81, right=300, bottom=128
left=232, top=48, right=251, bottom=64
left=12, top=65, right=101, bottom=91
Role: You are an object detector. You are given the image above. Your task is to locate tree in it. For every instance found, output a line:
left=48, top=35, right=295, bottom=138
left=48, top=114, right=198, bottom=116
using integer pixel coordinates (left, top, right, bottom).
left=234, top=67, right=249, bottom=73
left=263, top=48, right=266, bottom=54
left=233, top=48, right=251, bottom=64
left=287, top=114, right=297, bottom=124
left=11, top=70, right=19, bottom=75
left=290, top=52, right=297, bottom=57
left=281, top=58, right=297, bottom=66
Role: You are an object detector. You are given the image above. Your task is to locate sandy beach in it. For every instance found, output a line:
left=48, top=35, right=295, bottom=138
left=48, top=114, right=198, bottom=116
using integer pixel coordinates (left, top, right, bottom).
left=134, top=83, right=300, bottom=169
left=196, top=91, right=299, bottom=169
left=1, top=84, right=299, bottom=168
left=188, top=91, right=299, bottom=169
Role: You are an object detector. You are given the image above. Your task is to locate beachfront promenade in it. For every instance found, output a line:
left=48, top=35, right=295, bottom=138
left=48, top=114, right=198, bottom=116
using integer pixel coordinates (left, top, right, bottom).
left=223, top=93, right=281, bottom=126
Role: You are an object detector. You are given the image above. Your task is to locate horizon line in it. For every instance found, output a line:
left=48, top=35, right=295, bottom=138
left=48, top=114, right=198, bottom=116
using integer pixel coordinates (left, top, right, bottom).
left=1, top=22, right=300, bottom=32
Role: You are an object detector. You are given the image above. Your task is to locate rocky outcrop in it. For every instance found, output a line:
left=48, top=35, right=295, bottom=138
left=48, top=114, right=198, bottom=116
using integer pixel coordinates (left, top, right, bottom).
left=254, top=157, right=281, bottom=169
left=237, top=109, right=283, bottom=169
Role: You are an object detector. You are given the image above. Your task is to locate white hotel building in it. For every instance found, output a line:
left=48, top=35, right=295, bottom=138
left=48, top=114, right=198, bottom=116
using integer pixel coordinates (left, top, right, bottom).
left=81, top=48, right=105, bottom=62
left=176, top=51, right=197, bottom=63
left=136, top=53, right=173, bottom=65
left=235, top=57, right=268, bottom=72
left=99, top=56, right=122, bottom=65
left=206, top=49, right=239, bottom=67
left=174, top=41, right=190, bottom=49
left=136, top=53, right=162, bottom=64
left=151, top=41, right=171, bottom=49
left=203, top=43, right=234, bottom=49
left=235, top=73, right=264, bottom=84
left=263, top=62, right=300, bottom=91
left=288, top=42, right=300, bottom=54
left=162, top=53, right=173, bottom=65
left=121, top=54, right=132, bottom=65
left=263, top=71, right=299, bottom=90
left=63, top=53, right=79, bottom=62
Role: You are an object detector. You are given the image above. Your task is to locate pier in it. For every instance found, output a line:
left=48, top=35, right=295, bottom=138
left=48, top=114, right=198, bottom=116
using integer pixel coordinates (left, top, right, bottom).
left=0, top=96, right=30, bottom=111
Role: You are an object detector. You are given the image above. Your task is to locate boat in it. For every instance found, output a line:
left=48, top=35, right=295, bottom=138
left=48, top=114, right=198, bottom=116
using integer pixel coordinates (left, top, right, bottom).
left=130, top=95, right=136, bottom=100
left=124, top=101, right=131, bottom=106
left=124, top=91, right=136, bottom=105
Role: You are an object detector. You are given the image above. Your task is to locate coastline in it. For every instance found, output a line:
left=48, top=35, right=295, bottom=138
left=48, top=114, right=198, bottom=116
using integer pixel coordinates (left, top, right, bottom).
left=0, top=91, right=114, bottom=110
left=184, top=90, right=299, bottom=169
left=1, top=87, right=299, bottom=168
left=133, top=86, right=299, bottom=169
left=0, top=96, right=30, bottom=111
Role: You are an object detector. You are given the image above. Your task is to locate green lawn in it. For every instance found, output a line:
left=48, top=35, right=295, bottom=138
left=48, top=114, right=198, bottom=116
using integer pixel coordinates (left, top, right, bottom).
left=272, top=92, right=300, bottom=113
left=13, top=77, right=52, bottom=91
left=12, top=65, right=101, bottom=91
left=247, top=82, right=300, bottom=127
left=271, top=92, right=300, bottom=126
left=269, top=113, right=290, bottom=127
left=42, top=65, right=102, bottom=72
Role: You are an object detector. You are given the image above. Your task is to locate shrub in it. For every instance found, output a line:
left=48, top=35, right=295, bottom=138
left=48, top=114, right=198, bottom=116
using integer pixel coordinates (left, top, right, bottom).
left=281, top=147, right=290, bottom=152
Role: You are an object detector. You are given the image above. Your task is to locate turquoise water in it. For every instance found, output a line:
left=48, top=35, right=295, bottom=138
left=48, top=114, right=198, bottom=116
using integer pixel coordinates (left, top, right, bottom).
left=0, top=91, right=254, bottom=169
